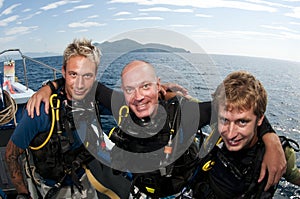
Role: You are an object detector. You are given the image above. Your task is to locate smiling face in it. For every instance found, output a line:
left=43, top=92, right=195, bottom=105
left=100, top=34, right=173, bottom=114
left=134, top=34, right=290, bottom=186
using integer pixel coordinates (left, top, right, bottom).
left=62, top=55, right=97, bottom=101
left=212, top=71, right=267, bottom=152
left=121, top=61, right=161, bottom=119
left=217, top=104, right=264, bottom=151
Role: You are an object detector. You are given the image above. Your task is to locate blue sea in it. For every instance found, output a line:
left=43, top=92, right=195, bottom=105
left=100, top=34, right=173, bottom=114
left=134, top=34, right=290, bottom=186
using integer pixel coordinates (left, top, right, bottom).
left=3, top=52, right=300, bottom=198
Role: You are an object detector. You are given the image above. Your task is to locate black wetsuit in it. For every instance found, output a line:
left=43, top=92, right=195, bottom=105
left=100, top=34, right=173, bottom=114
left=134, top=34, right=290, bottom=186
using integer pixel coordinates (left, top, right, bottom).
left=192, top=138, right=277, bottom=199
left=108, top=94, right=212, bottom=198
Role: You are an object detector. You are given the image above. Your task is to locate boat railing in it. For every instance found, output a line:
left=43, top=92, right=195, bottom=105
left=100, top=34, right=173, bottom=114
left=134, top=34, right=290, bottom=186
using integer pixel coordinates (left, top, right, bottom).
left=0, top=49, right=61, bottom=90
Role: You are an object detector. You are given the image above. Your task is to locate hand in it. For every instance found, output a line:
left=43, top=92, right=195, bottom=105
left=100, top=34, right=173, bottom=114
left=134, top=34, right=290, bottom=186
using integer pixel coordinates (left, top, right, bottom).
left=259, top=133, right=287, bottom=191
left=161, top=82, right=189, bottom=96
left=26, top=85, right=52, bottom=118
left=161, top=82, right=198, bottom=101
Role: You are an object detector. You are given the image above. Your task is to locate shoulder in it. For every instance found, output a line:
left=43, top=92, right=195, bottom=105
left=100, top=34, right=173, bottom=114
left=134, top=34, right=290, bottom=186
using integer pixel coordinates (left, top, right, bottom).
left=284, top=146, right=300, bottom=183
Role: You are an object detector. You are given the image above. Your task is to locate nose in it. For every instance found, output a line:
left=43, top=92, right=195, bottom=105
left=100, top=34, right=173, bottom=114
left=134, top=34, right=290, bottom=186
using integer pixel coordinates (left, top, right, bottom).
left=226, top=122, right=238, bottom=139
left=133, top=87, right=144, bottom=101
left=75, top=76, right=84, bottom=89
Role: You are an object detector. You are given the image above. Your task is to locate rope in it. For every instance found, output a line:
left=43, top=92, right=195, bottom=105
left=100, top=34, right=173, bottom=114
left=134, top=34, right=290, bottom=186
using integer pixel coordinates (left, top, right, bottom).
left=0, top=90, right=17, bottom=126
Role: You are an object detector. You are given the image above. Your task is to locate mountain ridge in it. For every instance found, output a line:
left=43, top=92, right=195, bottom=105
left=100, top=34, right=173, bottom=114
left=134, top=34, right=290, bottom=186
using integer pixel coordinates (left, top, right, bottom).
left=94, top=39, right=190, bottom=53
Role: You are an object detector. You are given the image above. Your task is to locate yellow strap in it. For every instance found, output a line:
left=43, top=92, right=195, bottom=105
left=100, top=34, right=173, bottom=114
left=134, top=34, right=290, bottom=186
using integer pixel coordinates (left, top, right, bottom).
left=29, top=94, right=59, bottom=150
left=84, top=166, right=120, bottom=199
left=108, top=127, right=116, bottom=139
left=145, top=186, right=155, bottom=193
left=118, top=105, right=129, bottom=125
left=108, top=105, right=129, bottom=139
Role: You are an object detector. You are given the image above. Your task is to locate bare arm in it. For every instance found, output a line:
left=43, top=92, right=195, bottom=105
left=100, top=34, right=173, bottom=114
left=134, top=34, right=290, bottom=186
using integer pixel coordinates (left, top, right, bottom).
left=26, top=82, right=56, bottom=118
left=5, top=140, right=29, bottom=194
left=259, top=133, right=287, bottom=191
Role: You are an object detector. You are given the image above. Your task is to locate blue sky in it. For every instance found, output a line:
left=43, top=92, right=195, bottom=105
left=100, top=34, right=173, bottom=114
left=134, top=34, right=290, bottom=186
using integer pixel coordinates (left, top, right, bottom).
left=0, top=0, right=300, bottom=62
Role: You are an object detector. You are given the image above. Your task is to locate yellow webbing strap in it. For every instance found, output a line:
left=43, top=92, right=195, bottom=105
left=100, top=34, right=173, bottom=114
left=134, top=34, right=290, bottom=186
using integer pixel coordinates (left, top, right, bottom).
left=108, top=105, right=129, bottom=139
left=84, top=165, right=120, bottom=199
left=118, top=105, right=129, bottom=125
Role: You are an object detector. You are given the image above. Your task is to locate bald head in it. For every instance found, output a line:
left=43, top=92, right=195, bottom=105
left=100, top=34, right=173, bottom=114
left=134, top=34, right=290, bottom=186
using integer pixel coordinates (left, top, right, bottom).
left=121, top=60, right=157, bottom=81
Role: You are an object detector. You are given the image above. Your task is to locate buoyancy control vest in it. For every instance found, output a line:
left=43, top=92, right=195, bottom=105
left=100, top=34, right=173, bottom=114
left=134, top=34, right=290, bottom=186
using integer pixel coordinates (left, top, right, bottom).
left=29, top=88, right=99, bottom=184
left=109, top=96, right=201, bottom=198
left=193, top=134, right=299, bottom=199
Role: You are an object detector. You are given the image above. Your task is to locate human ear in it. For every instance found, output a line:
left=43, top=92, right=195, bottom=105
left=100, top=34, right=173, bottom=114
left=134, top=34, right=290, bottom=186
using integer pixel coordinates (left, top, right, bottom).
left=257, top=115, right=265, bottom=126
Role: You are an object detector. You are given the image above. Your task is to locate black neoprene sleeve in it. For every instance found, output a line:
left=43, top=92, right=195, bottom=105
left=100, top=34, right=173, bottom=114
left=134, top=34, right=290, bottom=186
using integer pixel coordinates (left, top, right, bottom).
left=257, top=117, right=276, bottom=137
left=53, top=77, right=64, bottom=90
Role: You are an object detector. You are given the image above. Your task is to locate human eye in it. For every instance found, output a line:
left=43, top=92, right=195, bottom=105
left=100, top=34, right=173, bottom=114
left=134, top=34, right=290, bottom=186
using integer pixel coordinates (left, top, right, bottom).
left=83, top=73, right=93, bottom=80
left=69, top=72, right=77, bottom=78
left=124, top=87, right=134, bottom=94
left=142, top=82, right=152, bottom=90
left=238, top=119, right=249, bottom=127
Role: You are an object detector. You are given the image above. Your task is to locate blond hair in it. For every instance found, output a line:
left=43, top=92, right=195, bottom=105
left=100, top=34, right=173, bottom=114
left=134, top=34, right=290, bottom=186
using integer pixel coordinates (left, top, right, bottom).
left=63, top=38, right=101, bottom=71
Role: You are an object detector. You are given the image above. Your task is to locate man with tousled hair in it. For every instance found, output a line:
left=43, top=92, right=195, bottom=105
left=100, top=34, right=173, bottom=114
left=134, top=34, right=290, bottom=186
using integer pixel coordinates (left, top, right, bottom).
left=193, top=71, right=300, bottom=198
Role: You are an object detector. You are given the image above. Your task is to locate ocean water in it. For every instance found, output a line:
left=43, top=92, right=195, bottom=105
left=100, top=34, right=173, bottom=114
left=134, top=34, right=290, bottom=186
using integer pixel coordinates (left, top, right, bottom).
left=1, top=52, right=300, bottom=198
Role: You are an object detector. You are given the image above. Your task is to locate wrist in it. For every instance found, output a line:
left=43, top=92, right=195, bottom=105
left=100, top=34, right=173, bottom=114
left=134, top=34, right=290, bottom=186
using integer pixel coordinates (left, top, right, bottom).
left=42, top=80, right=56, bottom=94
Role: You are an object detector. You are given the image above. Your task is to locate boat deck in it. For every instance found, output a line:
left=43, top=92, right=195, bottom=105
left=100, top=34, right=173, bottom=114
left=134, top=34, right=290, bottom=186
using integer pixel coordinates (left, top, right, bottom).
left=6, top=82, right=35, bottom=104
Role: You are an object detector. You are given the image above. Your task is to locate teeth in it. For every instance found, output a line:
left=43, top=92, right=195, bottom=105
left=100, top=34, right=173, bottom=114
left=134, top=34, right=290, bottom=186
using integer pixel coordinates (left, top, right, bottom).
left=229, top=140, right=237, bottom=144
left=136, top=103, right=146, bottom=108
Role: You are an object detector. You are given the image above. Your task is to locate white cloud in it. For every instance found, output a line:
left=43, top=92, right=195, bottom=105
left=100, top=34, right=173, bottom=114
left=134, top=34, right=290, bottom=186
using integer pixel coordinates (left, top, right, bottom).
left=290, top=21, right=300, bottom=25
left=282, top=0, right=300, bottom=2
left=22, top=8, right=31, bottom=13
left=139, top=12, right=149, bottom=16
left=114, top=11, right=131, bottom=16
left=75, top=29, right=88, bottom=32
left=40, top=0, right=79, bottom=11
left=0, top=15, right=19, bottom=26
left=108, top=0, right=277, bottom=12
left=193, top=29, right=281, bottom=40
left=5, top=26, right=38, bottom=35
left=139, top=7, right=193, bottom=13
left=64, top=4, right=94, bottom=13
left=88, top=15, right=99, bottom=18
left=169, top=24, right=195, bottom=27
left=286, top=7, right=300, bottom=18
left=280, top=31, right=300, bottom=39
left=245, top=0, right=292, bottom=9
left=195, top=13, right=213, bottom=18
left=194, top=28, right=300, bottom=41
left=22, top=11, right=42, bottom=21
left=0, top=3, right=21, bottom=16
left=115, top=16, right=163, bottom=20
left=174, top=9, right=193, bottom=13
left=139, top=7, right=170, bottom=12
left=68, top=21, right=106, bottom=28
left=261, top=25, right=298, bottom=32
